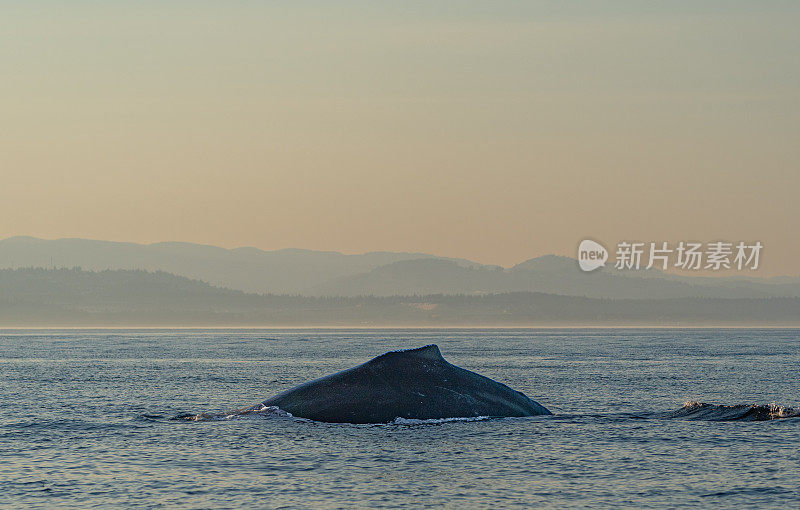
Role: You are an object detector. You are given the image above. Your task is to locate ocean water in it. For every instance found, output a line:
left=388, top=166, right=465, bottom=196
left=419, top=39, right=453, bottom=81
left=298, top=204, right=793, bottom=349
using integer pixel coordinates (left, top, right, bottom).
left=1, top=328, right=799, bottom=509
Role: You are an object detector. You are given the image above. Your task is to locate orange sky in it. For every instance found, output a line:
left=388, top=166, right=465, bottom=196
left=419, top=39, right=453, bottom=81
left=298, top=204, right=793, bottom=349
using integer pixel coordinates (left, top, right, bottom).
left=1, top=2, right=798, bottom=275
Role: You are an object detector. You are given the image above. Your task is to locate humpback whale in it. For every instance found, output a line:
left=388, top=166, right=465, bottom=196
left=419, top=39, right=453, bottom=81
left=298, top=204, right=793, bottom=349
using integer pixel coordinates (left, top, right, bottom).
left=191, top=344, right=550, bottom=423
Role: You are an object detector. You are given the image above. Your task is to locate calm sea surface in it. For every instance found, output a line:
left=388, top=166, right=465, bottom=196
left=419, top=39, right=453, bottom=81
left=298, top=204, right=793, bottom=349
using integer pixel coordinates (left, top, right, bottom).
left=1, top=329, right=799, bottom=508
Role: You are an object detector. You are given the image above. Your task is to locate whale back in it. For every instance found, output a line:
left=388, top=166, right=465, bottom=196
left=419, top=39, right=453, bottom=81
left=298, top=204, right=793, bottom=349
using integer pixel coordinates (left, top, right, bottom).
left=262, top=344, right=550, bottom=423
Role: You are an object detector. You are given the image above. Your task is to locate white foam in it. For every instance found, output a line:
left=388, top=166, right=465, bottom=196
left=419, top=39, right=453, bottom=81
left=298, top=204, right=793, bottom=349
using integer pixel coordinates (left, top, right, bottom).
left=390, top=415, right=491, bottom=425
left=225, top=405, right=293, bottom=420
left=187, top=405, right=294, bottom=421
left=767, top=403, right=798, bottom=419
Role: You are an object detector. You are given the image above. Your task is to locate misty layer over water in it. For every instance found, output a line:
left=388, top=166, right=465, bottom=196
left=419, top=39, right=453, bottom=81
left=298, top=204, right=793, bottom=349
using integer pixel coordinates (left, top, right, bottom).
left=1, top=329, right=799, bottom=508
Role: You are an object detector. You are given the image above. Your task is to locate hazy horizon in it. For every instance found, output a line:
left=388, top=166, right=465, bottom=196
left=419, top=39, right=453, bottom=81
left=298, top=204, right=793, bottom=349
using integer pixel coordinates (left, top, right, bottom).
left=3, top=234, right=799, bottom=279
left=2, top=2, right=798, bottom=276
left=4, top=264, right=800, bottom=328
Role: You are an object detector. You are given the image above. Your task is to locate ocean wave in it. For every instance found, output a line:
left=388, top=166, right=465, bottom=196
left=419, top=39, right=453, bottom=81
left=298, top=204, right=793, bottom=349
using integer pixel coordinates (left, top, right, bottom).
left=669, top=401, right=800, bottom=421
left=390, top=416, right=492, bottom=425
left=175, top=405, right=294, bottom=422
left=177, top=402, right=800, bottom=424
left=176, top=409, right=497, bottom=424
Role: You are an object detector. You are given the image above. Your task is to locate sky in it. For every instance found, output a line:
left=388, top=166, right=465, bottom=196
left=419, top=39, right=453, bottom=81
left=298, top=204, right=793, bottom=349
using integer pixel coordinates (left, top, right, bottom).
left=1, top=1, right=798, bottom=275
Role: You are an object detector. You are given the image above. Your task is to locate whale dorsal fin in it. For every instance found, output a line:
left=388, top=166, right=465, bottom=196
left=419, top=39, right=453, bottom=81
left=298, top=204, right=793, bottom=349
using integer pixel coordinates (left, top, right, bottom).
left=403, top=344, right=443, bottom=360
left=368, top=344, right=445, bottom=364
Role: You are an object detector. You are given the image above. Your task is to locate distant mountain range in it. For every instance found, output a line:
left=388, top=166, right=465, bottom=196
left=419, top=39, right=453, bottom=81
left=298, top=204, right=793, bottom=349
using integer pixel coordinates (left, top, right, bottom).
left=1, top=236, right=799, bottom=299
left=0, top=236, right=474, bottom=294
left=2, top=267, right=798, bottom=326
